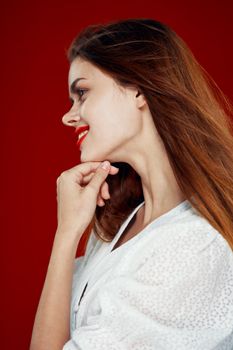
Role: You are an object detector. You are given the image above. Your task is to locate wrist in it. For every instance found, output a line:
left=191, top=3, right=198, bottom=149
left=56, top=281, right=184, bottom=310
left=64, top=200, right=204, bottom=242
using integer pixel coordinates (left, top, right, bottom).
left=55, top=225, right=84, bottom=242
left=51, top=229, right=82, bottom=262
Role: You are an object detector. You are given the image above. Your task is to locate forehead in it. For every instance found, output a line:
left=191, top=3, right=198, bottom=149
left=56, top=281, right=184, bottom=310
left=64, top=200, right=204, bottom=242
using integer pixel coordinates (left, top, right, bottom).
left=68, top=56, right=118, bottom=91
left=69, top=58, right=89, bottom=85
left=68, top=57, right=103, bottom=87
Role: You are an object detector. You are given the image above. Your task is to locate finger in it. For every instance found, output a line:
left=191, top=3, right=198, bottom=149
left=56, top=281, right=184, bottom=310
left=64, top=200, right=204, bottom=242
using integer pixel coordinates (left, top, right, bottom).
left=80, top=171, right=111, bottom=199
left=82, top=175, right=110, bottom=200
left=97, top=193, right=105, bottom=206
left=67, top=161, right=119, bottom=177
left=81, top=173, right=108, bottom=194
left=65, top=162, right=119, bottom=186
left=101, top=181, right=110, bottom=199
left=109, top=166, right=119, bottom=175
left=80, top=172, right=94, bottom=186
left=86, top=161, right=111, bottom=194
left=81, top=166, right=118, bottom=186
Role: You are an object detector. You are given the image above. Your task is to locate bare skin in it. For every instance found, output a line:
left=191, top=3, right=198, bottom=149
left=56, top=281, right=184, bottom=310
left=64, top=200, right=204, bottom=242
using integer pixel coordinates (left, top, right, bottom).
left=30, top=55, right=186, bottom=349
left=30, top=161, right=119, bottom=350
left=63, top=56, right=186, bottom=234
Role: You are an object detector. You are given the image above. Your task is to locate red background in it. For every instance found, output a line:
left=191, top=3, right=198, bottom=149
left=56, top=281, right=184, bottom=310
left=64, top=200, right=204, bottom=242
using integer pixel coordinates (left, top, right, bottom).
left=1, top=0, right=233, bottom=348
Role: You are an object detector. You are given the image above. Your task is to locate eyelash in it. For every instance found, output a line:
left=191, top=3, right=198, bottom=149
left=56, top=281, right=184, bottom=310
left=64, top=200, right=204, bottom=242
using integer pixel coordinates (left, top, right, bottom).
left=75, top=88, right=87, bottom=101
left=70, top=88, right=87, bottom=106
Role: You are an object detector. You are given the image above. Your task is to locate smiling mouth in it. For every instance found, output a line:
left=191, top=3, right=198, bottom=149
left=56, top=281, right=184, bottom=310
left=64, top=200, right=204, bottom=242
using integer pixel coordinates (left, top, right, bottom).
left=76, top=130, right=89, bottom=148
left=78, top=130, right=89, bottom=140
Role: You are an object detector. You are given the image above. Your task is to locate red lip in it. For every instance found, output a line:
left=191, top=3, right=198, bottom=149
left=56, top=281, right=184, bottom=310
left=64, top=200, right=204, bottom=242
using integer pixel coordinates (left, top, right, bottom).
left=75, top=125, right=89, bottom=135
left=76, top=132, right=88, bottom=148
left=75, top=125, right=90, bottom=149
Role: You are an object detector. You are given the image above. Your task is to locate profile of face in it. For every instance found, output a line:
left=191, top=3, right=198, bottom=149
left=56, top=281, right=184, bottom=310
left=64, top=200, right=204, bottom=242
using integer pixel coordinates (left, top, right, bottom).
left=62, top=56, right=149, bottom=164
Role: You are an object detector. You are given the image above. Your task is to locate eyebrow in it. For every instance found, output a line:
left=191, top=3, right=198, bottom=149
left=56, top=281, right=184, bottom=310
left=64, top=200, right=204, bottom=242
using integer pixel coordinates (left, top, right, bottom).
left=69, top=77, right=87, bottom=94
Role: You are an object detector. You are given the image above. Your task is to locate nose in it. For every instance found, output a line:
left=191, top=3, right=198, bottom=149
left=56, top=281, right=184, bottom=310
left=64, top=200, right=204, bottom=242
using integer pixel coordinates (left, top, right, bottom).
left=62, top=108, right=80, bottom=127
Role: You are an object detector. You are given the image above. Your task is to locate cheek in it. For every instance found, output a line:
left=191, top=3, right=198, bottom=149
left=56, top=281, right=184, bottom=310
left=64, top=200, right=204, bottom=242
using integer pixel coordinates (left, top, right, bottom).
left=82, top=94, right=117, bottom=129
left=83, top=93, right=139, bottom=138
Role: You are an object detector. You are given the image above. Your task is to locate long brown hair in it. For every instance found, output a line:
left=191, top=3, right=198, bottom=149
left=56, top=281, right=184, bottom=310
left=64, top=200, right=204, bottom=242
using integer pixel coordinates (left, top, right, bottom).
left=66, top=18, right=233, bottom=250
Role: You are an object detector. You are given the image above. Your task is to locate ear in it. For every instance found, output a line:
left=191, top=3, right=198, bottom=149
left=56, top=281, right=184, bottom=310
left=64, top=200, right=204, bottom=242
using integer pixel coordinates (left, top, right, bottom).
left=135, top=90, right=147, bottom=108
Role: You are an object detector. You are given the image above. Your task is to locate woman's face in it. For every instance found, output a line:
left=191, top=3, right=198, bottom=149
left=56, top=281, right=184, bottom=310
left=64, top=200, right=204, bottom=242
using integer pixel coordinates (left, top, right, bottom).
left=62, top=56, right=146, bottom=163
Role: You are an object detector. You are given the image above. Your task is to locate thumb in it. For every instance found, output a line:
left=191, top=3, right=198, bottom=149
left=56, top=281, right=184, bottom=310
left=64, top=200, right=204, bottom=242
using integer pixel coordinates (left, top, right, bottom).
left=86, top=161, right=111, bottom=193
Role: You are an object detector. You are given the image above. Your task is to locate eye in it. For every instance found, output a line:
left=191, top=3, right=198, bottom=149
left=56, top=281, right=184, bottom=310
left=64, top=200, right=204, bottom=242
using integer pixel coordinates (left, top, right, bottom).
left=69, top=88, right=88, bottom=106
left=75, top=88, right=88, bottom=102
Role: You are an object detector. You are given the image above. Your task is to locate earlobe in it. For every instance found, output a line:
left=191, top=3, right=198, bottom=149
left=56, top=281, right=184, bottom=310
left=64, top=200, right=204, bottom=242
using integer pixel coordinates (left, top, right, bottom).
left=135, top=90, right=147, bottom=108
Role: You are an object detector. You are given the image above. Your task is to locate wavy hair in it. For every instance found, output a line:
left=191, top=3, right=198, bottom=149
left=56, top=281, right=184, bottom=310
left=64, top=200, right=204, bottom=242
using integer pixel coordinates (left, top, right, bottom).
left=66, top=18, right=233, bottom=250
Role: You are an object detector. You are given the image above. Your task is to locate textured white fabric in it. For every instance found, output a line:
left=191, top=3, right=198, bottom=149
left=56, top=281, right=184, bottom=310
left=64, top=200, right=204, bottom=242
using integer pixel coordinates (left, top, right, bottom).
left=63, top=200, right=233, bottom=349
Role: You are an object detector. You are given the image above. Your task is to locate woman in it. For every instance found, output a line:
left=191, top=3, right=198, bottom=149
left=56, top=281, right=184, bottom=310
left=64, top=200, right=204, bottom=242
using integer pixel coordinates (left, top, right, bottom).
left=30, top=18, right=233, bottom=349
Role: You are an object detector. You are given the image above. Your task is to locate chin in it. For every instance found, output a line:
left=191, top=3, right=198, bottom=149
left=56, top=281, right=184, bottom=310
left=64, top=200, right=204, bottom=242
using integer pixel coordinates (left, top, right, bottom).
left=80, top=139, right=122, bottom=164
left=80, top=147, right=109, bottom=164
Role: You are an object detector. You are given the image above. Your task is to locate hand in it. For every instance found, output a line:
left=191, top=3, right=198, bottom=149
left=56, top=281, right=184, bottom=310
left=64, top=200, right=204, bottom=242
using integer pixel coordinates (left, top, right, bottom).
left=56, top=161, right=119, bottom=239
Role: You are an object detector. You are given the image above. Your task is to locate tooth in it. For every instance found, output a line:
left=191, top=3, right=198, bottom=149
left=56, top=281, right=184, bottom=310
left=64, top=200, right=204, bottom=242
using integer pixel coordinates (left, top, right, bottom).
left=78, top=130, right=89, bottom=140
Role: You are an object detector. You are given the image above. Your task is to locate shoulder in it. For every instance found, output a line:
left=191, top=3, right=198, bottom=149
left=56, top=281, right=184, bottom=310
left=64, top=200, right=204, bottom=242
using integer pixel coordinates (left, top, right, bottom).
left=136, top=213, right=232, bottom=286
left=114, top=209, right=233, bottom=280
left=143, top=208, right=231, bottom=256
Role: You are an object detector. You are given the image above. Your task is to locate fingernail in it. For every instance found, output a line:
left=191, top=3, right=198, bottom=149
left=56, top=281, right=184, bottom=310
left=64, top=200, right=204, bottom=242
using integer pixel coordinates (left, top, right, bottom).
left=100, top=161, right=110, bottom=170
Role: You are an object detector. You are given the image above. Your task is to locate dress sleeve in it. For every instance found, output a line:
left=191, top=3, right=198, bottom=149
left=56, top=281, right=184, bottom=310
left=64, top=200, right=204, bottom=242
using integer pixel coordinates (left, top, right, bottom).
left=64, top=224, right=233, bottom=350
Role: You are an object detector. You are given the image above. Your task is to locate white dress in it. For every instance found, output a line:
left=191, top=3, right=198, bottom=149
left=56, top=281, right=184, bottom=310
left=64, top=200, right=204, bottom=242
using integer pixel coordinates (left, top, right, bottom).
left=63, top=200, right=233, bottom=350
